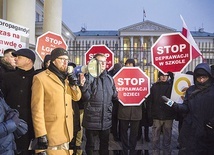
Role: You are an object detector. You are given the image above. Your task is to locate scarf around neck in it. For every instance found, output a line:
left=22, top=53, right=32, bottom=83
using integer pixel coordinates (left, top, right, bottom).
left=48, top=62, right=67, bottom=84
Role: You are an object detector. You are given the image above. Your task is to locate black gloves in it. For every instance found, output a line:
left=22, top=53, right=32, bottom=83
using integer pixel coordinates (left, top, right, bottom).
left=36, top=152, right=47, bottom=155
left=69, top=138, right=75, bottom=150
left=167, top=71, right=174, bottom=81
left=68, top=72, right=78, bottom=86
left=6, top=109, right=20, bottom=126
left=37, top=135, right=48, bottom=149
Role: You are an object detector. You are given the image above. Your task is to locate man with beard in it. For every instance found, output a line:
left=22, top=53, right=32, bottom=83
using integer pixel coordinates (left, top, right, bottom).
left=31, top=48, right=82, bottom=155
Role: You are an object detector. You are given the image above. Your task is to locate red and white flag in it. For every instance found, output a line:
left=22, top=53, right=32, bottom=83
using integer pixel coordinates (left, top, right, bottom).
left=180, top=15, right=203, bottom=60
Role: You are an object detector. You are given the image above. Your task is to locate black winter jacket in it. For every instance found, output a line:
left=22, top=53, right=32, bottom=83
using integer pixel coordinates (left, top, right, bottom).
left=0, top=59, right=15, bottom=89
left=148, top=80, right=176, bottom=120
left=80, top=70, right=118, bottom=130
left=1, top=68, right=38, bottom=152
left=173, top=63, right=214, bottom=153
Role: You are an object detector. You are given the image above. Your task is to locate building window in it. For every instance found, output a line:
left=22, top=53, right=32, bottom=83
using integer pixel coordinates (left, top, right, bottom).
left=206, top=59, right=214, bottom=65
left=36, top=12, right=40, bottom=22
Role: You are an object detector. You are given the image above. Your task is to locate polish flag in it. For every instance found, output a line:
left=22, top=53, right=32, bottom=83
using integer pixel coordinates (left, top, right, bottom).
left=180, top=15, right=203, bottom=60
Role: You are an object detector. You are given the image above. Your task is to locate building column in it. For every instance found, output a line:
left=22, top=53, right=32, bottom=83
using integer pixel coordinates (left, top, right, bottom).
left=120, top=37, right=124, bottom=61
left=140, top=36, right=144, bottom=64
left=0, top=0, right=3, bottom=18
left=130, top=37, right=133, bottom=58
left=43, top=0, right=62, bottom=35
left=140, top=36, right=144, bottom=48
left=150, top=36, right=154, bottom=46
left=6, top=0, right=35, bottom=46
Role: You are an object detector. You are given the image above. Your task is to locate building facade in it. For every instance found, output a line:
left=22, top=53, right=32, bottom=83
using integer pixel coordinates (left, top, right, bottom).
left=70, top=21, right=214, bottom=82
left=1, top=0, right=214, bottom=82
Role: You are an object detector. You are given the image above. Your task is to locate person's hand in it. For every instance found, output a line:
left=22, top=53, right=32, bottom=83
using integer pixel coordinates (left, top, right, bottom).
left=79, top=73, right=86, bottom=86
left=68, top=72, right=78, bottom=86
left=162, top=96, right=174, bottom=107
left=167, top=71, right=174, bottom=80
left=181, top=87, right=188, bottom=100
left=10, top=113, right=21, bottom=126
left=37, top=135, right=48, bottom=149
left=5, top=109, right=19, bottom=120
left=36, top=151, right=47, bottom=155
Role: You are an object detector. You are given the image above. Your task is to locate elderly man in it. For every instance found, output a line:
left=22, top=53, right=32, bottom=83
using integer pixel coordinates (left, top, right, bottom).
left=80, top=53, right=118, bottom=155
left=2, top=48, right=36, bottom=155
left=1, top=48, right=37, bottom=155
left=31, top=48, right=82, bottom=155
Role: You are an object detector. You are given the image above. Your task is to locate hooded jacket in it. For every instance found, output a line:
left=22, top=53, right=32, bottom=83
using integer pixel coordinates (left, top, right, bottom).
left=173, top=63, right=214, bottom=153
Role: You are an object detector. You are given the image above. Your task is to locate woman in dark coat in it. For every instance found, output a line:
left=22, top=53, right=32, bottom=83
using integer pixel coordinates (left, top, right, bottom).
left=165, top=63, right=214, bottom=155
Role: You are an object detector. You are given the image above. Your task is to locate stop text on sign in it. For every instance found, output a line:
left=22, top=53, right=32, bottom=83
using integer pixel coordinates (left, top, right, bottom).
left=157, top=44, right=186, bottom=54
left=118, top=78, right=145, bottom=86
left=45, top=37, right=63, bottom=45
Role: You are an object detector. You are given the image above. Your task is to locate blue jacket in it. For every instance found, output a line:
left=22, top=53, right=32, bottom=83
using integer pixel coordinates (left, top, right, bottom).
left=0, top=95, right=17, bottom=155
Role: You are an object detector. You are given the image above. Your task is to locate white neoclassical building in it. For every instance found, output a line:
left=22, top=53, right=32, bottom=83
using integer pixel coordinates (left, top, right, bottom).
left=1, top=0, right=214, bottom=80
left=71, top=20, right=214, bottom=81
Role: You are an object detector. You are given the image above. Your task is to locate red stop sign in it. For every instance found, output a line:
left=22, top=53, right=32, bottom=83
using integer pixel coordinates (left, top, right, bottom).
left=36, top=31, right=68, bottom=61
left=85, top=45, right=114, bottom=71
left=151, top=32, right=192, bottom=73
left=113, top=67, right=150, bottom=106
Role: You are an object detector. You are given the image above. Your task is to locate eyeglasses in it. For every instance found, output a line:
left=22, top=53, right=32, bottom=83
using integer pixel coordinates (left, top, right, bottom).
left=57, top=58, right=69, bottom=62
left=98, top=60, right=107, bottom=65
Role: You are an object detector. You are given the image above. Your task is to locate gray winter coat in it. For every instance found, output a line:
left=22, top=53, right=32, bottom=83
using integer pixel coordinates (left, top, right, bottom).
left=80, top=70, right=118, bottom=130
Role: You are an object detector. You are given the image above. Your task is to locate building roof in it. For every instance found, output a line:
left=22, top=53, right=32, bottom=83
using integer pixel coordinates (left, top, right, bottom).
left=119, top=20, right=176, bottom=32
left=74, top=29, right=214, bottom=38
left=74, top=29, right=119, bottom=36
left=189, top=30, right=214, bottom=37
left=73, top=21, right=214, bottom=38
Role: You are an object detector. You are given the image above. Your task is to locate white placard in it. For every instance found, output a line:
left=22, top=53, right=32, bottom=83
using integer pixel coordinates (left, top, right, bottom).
left=171, top=72, right=194, bottom=103
left=0, top=19, right=30, bottom=55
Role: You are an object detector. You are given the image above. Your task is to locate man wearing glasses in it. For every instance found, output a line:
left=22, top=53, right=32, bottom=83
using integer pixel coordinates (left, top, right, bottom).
left=31, top=48, right=82, bottom=155
left=80, top=53, right=118, bottom=155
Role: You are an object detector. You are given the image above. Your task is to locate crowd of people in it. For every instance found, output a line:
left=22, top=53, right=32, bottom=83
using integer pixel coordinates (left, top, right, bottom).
left=0, top=47, right=214, bottom=155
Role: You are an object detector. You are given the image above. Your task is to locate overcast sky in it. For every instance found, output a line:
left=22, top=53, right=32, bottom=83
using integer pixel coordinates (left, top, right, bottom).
left=62, top=0, right=214, bottom=33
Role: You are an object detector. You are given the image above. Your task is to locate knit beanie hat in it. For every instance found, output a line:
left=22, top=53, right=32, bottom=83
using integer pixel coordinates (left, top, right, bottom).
left=51, top=48, right=68, bottom=61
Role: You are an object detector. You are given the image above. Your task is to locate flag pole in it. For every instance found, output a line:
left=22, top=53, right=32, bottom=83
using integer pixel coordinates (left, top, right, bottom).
left=143, top=8, right=146, bottom=22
